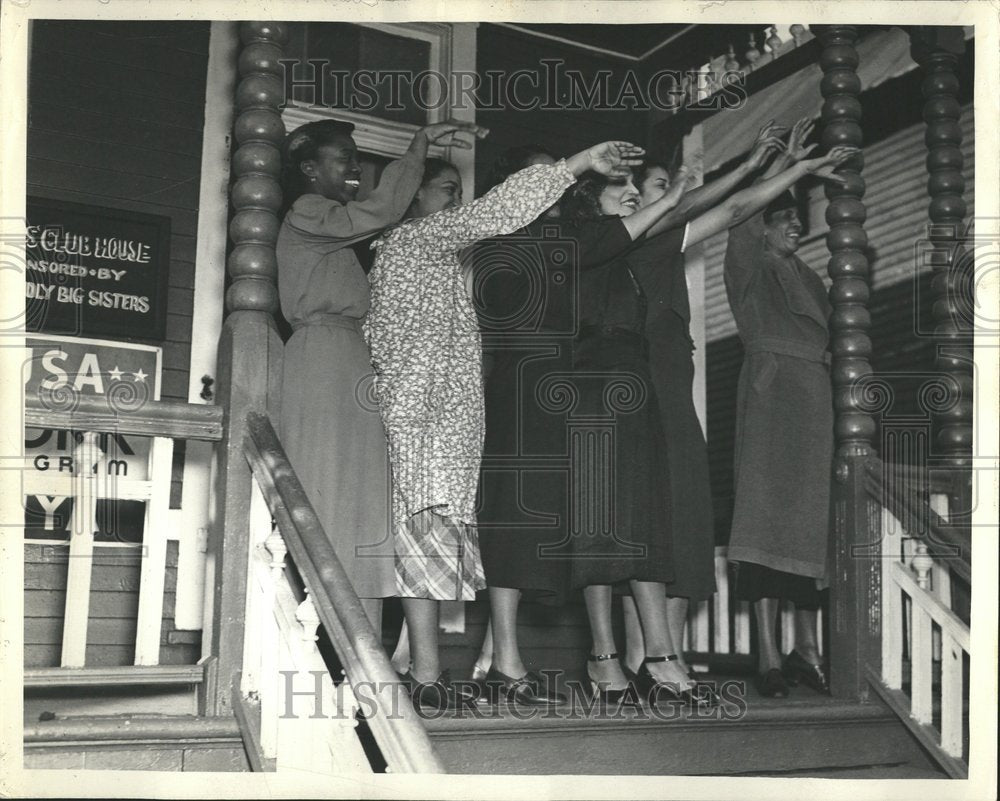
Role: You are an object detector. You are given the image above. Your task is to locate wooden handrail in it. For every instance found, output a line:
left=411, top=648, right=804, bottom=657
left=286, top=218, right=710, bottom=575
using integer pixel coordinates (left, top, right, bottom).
left=863, top=459, right=971, bottom=583
left=243, top=412, right=443, bottom=774
left=24, top=393, right=223, bottom=442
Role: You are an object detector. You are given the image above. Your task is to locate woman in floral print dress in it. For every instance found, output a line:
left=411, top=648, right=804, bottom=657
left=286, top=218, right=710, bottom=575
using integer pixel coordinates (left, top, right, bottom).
left=364, top=140, right=646, bottom=708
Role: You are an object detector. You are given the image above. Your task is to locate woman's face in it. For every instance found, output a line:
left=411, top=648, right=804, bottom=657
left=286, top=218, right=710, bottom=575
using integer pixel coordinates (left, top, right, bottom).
left=411, top=167, right=463, bottom=218
left=763, top=208, right=803, bottom=255
left=300, top=134, right=362, bottom=203
left=638, top=166, right=671, bottom=207
left=598, top=173, right=641, bottom=217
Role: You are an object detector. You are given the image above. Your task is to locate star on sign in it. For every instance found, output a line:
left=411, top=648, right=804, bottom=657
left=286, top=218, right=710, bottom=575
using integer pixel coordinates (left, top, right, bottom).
left=109, top=365, right=123, bottom=381
left=132, top=368, right=147, bottom=384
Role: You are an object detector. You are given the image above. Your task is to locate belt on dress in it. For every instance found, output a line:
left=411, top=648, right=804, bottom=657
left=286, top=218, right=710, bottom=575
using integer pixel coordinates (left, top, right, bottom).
left=291, top=313, right=362, bottom=332
left=744, top=336, right=831, bottom=366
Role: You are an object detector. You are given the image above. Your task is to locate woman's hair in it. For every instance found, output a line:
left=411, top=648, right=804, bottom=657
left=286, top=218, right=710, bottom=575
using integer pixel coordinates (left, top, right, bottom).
left=481, top=144, right=555, bottom=194
left=280, top=119, right=356, bottom=201
left=421, top=157, right=457, bottom=186
left=559, top=172, right=610, bottom=221
left=763, top=191, right=798, bottom=224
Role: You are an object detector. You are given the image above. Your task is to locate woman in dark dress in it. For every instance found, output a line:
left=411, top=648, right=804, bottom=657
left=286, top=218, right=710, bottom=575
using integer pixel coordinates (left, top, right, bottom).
left=477, top=168, right=696, bottom=702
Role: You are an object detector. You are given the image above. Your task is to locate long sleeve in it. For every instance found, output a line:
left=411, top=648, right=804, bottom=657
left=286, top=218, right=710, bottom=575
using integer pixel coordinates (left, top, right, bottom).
left=724, top=210, right=767, bottom=308
left=389, top=161, right=576, bottom=254
left=527, top=215, right=636, bottom=270
left=282, top=150, right=425, bottom=247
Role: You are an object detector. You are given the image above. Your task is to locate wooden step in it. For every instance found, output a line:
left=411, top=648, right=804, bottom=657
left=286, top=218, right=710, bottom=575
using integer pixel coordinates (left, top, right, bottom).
left=421, top=684, right=941, bottom=776
left=24, top=714, right=249, bottom=772
left=24, top=665, right=205, bottom=719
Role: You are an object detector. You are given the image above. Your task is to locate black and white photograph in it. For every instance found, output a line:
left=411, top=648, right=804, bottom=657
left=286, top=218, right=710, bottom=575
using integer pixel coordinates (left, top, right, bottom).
left=0, top=2, right=996, bottom=799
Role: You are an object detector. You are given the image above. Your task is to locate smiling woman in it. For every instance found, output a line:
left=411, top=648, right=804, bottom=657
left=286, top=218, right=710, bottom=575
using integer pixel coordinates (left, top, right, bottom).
left=275, top=117, right=485, bottom=633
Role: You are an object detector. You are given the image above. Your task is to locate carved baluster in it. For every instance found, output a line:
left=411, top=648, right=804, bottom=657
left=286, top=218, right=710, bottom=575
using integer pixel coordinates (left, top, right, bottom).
left=911, top=542, right=934, bottom=590
left=910, top=29, right=972, bottom=513
left=814, top=25, right=880, bottom=702
left=210, top=21, right=289, bottom=715
left=296, top=592, right=320, bottom=643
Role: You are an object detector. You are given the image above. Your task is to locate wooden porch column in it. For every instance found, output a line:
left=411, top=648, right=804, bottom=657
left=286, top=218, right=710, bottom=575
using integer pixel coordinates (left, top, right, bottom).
left=207, top=21, right=287, bottom=715
left=909, top=28, right=973, bottom=517
left=814, top=25, right=881, bottom=702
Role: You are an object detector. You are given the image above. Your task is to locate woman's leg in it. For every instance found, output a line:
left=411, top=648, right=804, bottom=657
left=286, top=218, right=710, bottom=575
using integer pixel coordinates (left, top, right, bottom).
left=630, top=580, right=693, bottom=688
left=583, top=585, right=628, bottom=689
left=390, top=619, right=410, bottom=674
left=472, top=620, right=493, bottom=679
left=754, top=597, right=782, bottom=673
left=793, top=607, right=822, bottom=665
left=489, top=586, right=526, bottom=677
left=664, top=596, right=691, bottom=674
left=622, top=596, right=644, bottom=673
left=402, top=597, right=440, bottom=683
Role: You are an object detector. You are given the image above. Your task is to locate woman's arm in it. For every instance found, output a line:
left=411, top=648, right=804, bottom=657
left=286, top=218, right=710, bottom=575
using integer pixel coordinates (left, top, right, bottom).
left=615, top=168, right=693, bottom=241
left=283, top=120, right=487, bottom=244
left=683, top=145, right=859, bottom=248
left=759, top=117, right=814, bottom=182
left=645, top=121, right=787, bottom=238
left=398, top=141, right=646, bottom=253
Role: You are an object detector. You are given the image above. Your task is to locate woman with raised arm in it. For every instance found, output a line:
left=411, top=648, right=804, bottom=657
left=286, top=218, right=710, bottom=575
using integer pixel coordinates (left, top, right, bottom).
left=277, top=118, right=482, bottom=632
left=558, top=133, right=856, bottom=707
left=722, top=118, right=847, bottom=699
left=363, top=139, right=646, bottom=710
left=617, top=122, right=787, bottom=687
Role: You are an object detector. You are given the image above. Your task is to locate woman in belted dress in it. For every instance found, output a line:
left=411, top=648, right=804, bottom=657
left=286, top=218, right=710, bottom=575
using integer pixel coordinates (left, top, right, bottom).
left=723, top=118, right=852, bottom=698
left=276, top=118, right=481, bottom=630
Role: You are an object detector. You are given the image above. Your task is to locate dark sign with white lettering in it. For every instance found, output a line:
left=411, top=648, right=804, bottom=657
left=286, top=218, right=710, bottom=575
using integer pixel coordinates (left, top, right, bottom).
left=25, top=197, right=171, bottom=341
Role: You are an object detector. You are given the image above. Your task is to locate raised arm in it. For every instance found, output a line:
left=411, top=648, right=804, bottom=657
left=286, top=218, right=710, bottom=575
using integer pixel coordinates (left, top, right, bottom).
left=399, top=141, right=646, bottom=253
left=283, top=120, right=488, bottom=245
left=616, top=167, right=693, bottom=241
left=683, top=145, right=859, bottom=248
left=645, top=120, right=787, bottom=238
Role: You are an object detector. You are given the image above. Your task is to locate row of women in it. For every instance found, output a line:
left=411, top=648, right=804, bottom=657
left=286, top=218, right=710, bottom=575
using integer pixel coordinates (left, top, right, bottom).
left=276, top=115, right=856, bottom=710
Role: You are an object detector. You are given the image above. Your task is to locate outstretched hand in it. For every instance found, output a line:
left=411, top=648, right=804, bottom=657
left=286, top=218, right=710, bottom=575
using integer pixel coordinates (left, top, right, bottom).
left=417, top=120, right=490, bottom=150
left=745, top=120, right=788, bottom=171
left=587, top=141, right=646, bottom=178
left=786, top=117, right=817, bottom=162
left=803, top=145, right=860, bottom=185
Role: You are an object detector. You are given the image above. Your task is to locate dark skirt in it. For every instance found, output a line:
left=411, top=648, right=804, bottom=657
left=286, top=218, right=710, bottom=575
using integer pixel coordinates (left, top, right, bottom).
left=730, top=560, right=826, bottom=609
left=478, top=331, right=674, bottom=603
left=646, top=314, right=717, bottom=601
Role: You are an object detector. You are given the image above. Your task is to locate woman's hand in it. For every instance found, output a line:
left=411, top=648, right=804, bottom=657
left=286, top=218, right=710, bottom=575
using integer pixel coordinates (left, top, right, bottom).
left=745, top=120, right=788, bottom=172
left=802, top=145, right=860, bottom=185
left=786, top=117, right=817, bottom=162
left=578, top=141, right=646, bottom=178
left=411, top=120, right=489, bottom=154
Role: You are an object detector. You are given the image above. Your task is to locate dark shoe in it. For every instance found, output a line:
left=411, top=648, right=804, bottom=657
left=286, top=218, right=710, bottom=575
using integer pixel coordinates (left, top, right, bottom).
left=755, top=668, right=790, bottom=698
left=587, top=652, right=641, bottom=706
left=782, top=649, right=831, bottom=695
left=635, top=655, right=718, bottom=708
left=485, top=666, right=567, bottom=706
left=400, top=669, right=477, bottom=711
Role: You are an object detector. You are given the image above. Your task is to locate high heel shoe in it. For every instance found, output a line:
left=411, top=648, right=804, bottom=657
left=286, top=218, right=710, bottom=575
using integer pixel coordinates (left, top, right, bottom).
left=782, top=649, right=831, bottom=695
left=587, top=652, right=639, bottom=705
left=634, top=655, right=718, bottom=707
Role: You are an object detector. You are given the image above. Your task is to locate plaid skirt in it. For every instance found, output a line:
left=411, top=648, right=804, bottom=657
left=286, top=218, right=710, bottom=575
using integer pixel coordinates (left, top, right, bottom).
left=395, top=509, right=486, bottom=601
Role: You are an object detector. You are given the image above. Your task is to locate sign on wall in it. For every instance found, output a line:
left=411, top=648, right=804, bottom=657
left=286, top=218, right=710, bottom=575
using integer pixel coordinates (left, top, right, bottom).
left=25, top=197, right=171, bottom=342
left=23, top=335, right=162, bottom=544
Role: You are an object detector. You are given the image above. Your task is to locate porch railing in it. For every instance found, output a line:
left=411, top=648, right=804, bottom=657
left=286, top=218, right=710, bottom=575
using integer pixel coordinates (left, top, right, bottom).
left=24, top=393, right=222, bottom=672
left=236, top=411, right=443, bottom=774
left=863, top=459, right=970, bottom=778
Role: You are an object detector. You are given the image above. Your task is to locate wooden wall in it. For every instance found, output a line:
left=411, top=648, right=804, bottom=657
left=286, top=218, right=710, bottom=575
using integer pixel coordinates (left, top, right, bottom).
left=25, top=20, right=209, bottom=666
left=24, top=541, right=200, bottom=667
left=474, top=25, right=648, bottom=186
left=27, top=20, right=209, bottom=402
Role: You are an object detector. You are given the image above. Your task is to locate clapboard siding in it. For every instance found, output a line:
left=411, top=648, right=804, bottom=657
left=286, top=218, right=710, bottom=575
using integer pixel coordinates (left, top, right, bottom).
left=24, top=541, right=198, bottom=667
left=703, top=104, right=975, bottom=344
left=475, top=25, right=647, bottom=185
left=27, top=20, right=209, bottom=404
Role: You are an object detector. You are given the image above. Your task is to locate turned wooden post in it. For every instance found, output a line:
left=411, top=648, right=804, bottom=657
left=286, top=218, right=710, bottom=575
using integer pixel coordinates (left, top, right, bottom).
left=208, top=21, right=287, bottom=715
left=909, top=28, right=973, bottom=519
left=814, top=25, right=881, bottom=702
